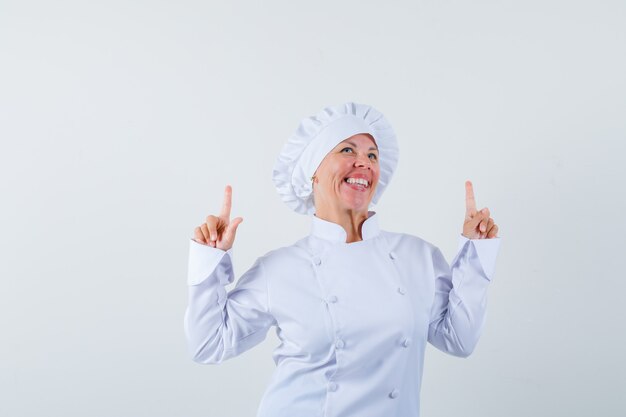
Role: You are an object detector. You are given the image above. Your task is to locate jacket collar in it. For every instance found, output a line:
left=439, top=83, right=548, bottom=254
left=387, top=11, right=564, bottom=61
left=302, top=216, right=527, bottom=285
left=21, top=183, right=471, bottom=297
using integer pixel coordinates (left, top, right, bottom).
left=310, top=211, right=380, bottom=243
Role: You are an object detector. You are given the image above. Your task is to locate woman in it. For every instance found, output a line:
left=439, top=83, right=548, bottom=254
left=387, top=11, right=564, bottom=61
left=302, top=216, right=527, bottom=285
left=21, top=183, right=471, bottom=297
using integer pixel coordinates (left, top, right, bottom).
left=185, top=102, right=502, bottom=417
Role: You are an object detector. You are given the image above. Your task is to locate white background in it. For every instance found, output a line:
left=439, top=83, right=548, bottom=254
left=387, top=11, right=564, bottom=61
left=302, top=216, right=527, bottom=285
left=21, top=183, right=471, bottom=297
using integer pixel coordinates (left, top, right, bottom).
left=1, top=0, right=625, bottom=416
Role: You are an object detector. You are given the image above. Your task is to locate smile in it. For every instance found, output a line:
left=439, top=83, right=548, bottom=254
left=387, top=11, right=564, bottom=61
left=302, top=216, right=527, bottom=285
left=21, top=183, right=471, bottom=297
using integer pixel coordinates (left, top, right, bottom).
left=344, top=177, right=370, bottom=188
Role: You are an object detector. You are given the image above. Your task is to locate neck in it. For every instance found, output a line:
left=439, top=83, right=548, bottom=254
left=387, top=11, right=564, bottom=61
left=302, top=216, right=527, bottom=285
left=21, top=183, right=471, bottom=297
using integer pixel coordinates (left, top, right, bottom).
left=314, top=207, right=370, bottom=243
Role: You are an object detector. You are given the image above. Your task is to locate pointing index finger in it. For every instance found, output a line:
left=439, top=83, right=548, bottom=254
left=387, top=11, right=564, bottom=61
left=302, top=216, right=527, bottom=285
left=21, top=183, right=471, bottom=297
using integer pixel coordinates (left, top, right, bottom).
left=220, top=185, right=232, bottom=219
left=465, top=180, right=477, bottom=215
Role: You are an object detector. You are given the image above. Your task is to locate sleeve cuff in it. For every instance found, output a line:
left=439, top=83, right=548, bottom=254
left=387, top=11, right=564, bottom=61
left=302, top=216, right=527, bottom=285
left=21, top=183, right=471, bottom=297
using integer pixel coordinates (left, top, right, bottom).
left=456, top=234, right=502, bottom=281
left=187, top=239, right=234, bottom=286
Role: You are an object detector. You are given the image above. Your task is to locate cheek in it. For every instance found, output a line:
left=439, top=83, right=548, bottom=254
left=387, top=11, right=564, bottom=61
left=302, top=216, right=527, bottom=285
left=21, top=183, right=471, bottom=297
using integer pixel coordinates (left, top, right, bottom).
left=331, top=161, right=351, bottom=179
left=372, top=168, right=381, bottom=185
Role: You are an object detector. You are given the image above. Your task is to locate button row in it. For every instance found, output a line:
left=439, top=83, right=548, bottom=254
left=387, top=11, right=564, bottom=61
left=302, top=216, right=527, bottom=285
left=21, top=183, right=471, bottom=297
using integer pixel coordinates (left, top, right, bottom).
left=328, top=382, right=399, bottom=399
left=316, top=252, right=397, bottom=264
left=332, top=337, right=410, bottom=350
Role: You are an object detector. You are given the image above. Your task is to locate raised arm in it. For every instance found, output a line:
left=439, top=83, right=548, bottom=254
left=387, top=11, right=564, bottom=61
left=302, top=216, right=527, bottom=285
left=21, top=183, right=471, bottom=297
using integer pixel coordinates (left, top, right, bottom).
left=427, top=180, right=502, bottom=357
left=185, top=186, right=276, bottom=364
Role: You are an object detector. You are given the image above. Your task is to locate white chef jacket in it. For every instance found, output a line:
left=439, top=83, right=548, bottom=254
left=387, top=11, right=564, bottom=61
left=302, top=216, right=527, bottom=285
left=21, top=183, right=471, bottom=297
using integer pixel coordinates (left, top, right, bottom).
left=185, top=211, right=501, bottom=417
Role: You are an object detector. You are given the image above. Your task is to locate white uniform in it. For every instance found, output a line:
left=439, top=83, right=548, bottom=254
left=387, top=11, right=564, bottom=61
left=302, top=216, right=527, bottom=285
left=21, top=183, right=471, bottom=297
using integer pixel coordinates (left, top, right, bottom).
left=185, top=212, right=502, bottom=417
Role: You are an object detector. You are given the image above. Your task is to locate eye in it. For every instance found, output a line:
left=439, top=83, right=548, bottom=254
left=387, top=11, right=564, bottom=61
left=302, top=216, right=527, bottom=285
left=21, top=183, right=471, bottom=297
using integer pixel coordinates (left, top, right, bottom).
left=340, top=147, right=354, bottom=153
left=368, top=153, right=378, bottom=160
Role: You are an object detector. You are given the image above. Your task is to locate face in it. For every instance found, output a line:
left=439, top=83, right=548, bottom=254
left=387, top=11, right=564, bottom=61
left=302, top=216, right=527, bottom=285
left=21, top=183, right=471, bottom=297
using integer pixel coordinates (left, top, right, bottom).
left=312, top=133, right=380, bottom=214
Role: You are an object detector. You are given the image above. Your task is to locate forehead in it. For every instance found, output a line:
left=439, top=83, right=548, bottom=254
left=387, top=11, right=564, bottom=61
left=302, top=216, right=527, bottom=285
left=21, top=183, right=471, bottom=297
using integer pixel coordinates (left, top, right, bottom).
left=336, top=133, right=378, bottom=149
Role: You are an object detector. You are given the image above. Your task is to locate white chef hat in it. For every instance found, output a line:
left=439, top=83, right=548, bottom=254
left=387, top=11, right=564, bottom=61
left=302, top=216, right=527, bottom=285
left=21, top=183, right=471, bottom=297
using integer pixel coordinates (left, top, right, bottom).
left=272, top=102, right=399, bottom=215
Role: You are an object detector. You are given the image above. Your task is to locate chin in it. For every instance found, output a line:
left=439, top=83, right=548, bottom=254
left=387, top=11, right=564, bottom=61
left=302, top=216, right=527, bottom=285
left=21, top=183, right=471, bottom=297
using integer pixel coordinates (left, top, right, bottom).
left=340, top=196, right=372, bottom=213
left=336, top=189, right=371, bottom=210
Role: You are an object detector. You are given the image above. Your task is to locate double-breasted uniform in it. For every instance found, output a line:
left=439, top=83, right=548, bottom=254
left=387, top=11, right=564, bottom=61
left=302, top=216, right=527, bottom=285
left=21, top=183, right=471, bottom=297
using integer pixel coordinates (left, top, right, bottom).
left=185, top=212, right=501, bottom=416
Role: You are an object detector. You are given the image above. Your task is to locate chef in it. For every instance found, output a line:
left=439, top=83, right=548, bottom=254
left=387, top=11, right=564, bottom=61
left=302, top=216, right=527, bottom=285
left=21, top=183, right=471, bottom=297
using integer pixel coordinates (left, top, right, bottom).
left=185, top=102, right=502, bottom=417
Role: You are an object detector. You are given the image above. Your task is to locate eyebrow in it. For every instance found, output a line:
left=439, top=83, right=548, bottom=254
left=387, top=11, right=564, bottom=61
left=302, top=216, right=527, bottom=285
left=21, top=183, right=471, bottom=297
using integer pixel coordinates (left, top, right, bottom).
left=344, top=141, right=379, bottom=151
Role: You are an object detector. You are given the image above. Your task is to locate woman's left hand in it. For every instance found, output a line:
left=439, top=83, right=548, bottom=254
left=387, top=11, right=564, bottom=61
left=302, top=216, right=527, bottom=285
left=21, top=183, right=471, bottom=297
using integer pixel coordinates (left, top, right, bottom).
left=462, top=180, right=499, bottom=239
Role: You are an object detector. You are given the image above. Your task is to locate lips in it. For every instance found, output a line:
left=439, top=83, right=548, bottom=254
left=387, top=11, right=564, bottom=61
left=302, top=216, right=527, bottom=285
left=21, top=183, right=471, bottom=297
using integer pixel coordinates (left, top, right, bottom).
left=343, top=175, right=371, bottom=192
left=345, top=177, right=369, bottom=187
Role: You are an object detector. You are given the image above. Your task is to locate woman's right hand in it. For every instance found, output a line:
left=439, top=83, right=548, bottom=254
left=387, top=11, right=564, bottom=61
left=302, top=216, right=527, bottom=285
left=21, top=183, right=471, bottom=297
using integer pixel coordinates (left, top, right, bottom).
left=193, top=185, right=243, bottom=251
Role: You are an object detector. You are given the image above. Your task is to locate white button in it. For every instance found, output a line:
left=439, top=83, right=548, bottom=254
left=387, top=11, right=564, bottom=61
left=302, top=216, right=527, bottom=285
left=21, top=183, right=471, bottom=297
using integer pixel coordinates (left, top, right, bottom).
left=328, top=382, right=338, bottom=392
left=389, top=388, right=399, bottom=399
left=313, top=257, right=321, bottom=266
left=402, top=338, right=411, bottom=348
left=389, top=251, right=396, bottom=260
left=335, top=339, right=345, bottom=349
left=397, top=287, right=406, bottom=295
left=327, top=295, right=338, bottom=303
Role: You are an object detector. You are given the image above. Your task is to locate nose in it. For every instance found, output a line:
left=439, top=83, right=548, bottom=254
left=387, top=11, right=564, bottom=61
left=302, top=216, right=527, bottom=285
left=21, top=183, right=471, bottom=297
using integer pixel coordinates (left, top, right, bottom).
left=355, top=153, right=371, bottom=169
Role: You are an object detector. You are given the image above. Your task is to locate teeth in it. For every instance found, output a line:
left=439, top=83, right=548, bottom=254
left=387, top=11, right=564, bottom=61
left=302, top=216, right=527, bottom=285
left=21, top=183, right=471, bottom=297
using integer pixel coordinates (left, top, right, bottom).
left=346, top=178, right=369, bottom=187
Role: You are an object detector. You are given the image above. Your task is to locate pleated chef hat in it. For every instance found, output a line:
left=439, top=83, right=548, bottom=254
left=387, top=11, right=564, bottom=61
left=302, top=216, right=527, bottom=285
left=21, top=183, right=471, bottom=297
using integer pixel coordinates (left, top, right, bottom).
left=272, top=102, right=399, bottom=215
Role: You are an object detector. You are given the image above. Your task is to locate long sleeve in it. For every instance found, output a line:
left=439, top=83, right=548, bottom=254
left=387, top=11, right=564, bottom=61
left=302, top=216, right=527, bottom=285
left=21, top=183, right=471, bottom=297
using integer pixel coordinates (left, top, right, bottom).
left=427, top=235, right=502, bottom=358
left=184, top=239, right=276, bottom=364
